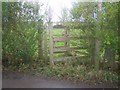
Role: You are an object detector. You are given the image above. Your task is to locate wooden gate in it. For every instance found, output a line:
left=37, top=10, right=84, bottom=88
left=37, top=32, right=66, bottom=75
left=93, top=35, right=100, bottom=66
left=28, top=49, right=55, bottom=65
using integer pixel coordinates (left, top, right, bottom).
left=49, top=26, right=90, bottom=65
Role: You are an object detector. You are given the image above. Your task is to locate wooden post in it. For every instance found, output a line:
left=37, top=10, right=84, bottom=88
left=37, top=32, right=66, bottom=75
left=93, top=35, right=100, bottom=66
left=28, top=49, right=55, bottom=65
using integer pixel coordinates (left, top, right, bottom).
left=90, top=35, right=95, bottom=64
left=95, top=40, right=100, bottom=71
left=49, top=22, right=54, bottom=66
left=104, top=46, right=115, bottom=70
left=64, top=27, right=70, bottom=56
left=94, top=1, right=102, bottom=71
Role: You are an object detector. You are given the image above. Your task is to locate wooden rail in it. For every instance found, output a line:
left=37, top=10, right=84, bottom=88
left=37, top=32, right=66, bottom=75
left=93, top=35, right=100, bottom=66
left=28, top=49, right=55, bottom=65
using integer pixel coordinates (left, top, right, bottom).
left=53, top=47, right=70, bottom=53
left=53, top=56, right=89, bottom=62
left=53, top=37, right=70, bottom=42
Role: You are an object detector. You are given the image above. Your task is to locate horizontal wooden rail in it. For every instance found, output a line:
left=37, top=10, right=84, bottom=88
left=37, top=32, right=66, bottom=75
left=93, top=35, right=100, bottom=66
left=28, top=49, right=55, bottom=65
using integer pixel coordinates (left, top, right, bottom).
left=53, top=46, right=88, bottom=53
left=53, top=34, right=69, bottom=37
left=70, top=36, right=89, bottom=39
left=71, top=47, right=87, bottom=50
left=53, top=56, right=89, bottom=61
left=54, top=46, right=69, bottom=48
left=75, top=51, right=89, bottom=55
left=53, top=47, right=70, bottom=53
left=53, top=37, right=70, bottom=42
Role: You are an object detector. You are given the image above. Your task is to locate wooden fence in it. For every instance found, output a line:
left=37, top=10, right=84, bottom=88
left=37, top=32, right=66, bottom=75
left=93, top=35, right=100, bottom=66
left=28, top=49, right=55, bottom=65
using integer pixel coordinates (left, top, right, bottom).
left=49, top=26, right=90, bottom=65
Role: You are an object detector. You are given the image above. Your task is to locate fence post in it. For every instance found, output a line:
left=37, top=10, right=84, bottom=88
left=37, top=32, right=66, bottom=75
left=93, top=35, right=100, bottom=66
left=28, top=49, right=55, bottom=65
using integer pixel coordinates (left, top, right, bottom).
left=94, top=1, right=102, bottom=71
left=49, top=22, right=54, bottom=66
left=64, top=27, right=70, bottom=56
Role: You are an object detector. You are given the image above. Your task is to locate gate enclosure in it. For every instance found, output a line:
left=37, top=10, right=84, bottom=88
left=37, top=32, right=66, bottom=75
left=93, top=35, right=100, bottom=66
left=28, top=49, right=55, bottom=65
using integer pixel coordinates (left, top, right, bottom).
left=48, top=24, right=90, bottom=65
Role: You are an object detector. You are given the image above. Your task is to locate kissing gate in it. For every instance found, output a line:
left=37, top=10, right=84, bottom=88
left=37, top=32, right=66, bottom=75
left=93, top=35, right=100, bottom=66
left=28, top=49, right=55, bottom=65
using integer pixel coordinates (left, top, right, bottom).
left=43, top=23, right=90, bottom=66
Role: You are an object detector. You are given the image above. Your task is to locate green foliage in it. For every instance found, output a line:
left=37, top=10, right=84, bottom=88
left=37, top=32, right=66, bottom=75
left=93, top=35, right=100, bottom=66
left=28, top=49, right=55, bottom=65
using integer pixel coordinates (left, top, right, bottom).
left=99, top=30, right=118, bottom=49
left=69, top=1, right=119, bottom=67
left=2, top=2, right=42, bottom=67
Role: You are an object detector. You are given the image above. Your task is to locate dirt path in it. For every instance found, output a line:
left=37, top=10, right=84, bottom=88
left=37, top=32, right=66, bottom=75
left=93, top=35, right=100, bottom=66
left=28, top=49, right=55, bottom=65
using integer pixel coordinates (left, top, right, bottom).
left=2, top=71, right=118, bottom=88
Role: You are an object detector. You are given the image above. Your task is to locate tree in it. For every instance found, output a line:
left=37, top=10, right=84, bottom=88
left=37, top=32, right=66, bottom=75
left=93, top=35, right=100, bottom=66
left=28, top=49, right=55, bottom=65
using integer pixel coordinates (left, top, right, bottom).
left=60, top=8, right=69, bottom=25
left=100, top=2, right=119, bottom=70
left=68, top=1, right=119, bottom=71
left=2, top=2, right=43, bottom=67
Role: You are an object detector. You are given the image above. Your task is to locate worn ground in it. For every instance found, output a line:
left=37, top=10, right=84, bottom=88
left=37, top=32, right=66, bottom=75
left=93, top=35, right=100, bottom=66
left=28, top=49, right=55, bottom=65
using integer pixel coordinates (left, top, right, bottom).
left=2, top=71, right=118, bottom=88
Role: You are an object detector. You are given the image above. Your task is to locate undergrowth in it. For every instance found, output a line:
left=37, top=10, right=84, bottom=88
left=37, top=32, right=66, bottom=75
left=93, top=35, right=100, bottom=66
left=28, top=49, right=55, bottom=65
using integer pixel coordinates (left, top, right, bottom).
left=33, top=64, right=118, bottom=84
left=3, top=63, right=118, bottom=84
